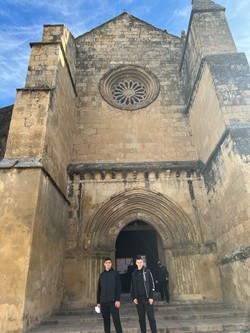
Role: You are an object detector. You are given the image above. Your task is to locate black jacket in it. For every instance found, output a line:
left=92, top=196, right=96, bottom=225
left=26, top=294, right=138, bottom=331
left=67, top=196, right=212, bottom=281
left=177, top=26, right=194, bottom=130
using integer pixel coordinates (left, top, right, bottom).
left=130, top=266, right=155, bottom=299
left=155, top=265, right=169, bottom=282
left=97, top=268, right=121, bottom=303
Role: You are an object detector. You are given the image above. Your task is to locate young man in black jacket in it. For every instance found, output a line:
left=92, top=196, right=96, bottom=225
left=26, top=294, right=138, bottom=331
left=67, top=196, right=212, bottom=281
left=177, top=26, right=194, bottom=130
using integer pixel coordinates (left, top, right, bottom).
left=130, top=255, right=158, bottom=333
left=96, top=257, right=123, bottom=333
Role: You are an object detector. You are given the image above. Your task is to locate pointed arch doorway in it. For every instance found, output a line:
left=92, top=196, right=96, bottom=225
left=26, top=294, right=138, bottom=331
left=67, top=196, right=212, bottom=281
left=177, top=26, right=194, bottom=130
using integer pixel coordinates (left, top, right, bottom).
left=84, top=188, right=200, bottom=300
left=80, top=188, right=222, bottom=302
left=115, top=220, right=160, bottom=292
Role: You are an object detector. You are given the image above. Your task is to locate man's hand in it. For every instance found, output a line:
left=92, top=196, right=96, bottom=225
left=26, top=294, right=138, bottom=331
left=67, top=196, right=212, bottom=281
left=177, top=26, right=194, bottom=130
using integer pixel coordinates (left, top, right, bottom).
left=149, top=298, right=153, bottom=305
left=115, top=301, right=121, bottom=308
left=133, top=298, right=139, bottom=305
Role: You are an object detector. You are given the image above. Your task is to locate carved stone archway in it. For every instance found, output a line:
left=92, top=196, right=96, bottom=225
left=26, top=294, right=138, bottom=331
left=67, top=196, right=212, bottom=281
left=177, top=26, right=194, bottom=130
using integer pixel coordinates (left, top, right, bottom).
left=80, top=188, right=211, bottom=301
left=84, top=187, right=200, bottom=253
left=64, top=187, right=222, bottom=303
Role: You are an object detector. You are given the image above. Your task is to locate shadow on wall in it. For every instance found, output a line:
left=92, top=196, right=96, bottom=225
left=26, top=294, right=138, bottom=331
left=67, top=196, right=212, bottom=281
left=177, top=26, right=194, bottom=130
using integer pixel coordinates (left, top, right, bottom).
left=0, top=105, right=13, bottom=158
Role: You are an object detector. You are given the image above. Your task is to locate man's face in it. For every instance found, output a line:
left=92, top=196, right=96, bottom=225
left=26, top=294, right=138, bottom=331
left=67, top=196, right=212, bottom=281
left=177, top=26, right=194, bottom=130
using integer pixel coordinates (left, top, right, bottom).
left=136, top=259, right=144, bottom=270
left=104, top=260, right=112, bottom=271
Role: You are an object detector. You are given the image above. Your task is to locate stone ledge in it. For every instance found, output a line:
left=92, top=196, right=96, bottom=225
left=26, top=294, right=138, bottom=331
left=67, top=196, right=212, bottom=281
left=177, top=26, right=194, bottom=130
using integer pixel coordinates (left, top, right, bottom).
left=0, top=157, right=70, bottom=204
left=0, top=157, right=43, bottom=169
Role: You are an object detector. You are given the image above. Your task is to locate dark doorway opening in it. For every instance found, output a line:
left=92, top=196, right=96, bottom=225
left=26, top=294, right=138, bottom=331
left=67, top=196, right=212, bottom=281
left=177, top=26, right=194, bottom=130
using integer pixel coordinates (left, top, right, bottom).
left=115, top=220, right=159, bottom=293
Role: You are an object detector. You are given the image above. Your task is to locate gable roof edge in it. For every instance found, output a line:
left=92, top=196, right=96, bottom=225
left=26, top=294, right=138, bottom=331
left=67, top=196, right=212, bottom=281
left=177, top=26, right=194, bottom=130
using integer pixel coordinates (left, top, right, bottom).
left=75, top=12, right=181, bottom=40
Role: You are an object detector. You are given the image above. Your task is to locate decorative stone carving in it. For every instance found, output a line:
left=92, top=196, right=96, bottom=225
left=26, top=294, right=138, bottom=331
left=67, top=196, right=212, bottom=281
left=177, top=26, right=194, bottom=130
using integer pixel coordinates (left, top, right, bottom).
left=99, top=65, right=160, bottom=110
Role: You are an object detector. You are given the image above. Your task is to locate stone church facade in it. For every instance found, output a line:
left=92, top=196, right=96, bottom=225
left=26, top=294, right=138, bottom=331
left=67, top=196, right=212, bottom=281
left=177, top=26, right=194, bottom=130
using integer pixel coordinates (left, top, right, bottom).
left=0, top=0, right=250, bottom=332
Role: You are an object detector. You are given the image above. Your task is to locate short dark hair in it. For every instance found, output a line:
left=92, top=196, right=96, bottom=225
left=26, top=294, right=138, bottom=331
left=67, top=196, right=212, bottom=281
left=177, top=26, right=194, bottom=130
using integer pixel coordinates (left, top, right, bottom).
left=135, top=255, right=143, bottom=261
left=104, top=257, right=112, bottom=262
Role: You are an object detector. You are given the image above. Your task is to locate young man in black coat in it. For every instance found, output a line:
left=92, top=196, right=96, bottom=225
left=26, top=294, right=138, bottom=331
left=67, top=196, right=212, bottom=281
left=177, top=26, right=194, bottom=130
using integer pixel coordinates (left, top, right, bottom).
left=130, top=255, right=158, bottom=333
left=96, top=257, right=123, bottom=333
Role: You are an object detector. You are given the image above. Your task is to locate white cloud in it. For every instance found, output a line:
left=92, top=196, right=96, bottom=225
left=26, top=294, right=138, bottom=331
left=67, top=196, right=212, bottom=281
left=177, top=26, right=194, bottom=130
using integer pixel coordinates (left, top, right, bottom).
left=173, top=7, right=190, bottom=19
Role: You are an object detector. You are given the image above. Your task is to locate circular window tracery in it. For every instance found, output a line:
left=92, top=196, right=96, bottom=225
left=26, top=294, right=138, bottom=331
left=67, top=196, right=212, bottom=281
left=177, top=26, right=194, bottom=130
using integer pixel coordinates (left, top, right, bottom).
left=112, top=80, right=147, bottom=106
left=99, top=65, right=160, bottom=110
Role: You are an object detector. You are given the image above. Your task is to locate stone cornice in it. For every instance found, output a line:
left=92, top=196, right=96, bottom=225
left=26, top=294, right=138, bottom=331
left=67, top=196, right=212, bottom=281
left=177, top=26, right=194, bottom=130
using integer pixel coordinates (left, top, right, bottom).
left=67, top=160, right=203, bottom=176
left=0, top=157, right=70, bottom=204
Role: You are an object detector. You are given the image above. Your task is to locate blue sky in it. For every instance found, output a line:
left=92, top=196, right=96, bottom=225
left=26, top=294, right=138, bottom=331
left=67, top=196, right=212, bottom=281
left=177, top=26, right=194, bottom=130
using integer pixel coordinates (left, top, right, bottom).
left=0, top=0, right=249, bottom=107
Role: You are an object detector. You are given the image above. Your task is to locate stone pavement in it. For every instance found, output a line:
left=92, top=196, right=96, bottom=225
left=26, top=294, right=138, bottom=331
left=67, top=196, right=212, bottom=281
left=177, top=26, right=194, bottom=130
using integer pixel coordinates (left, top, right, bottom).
left=27, top=296, right=250, bottom=333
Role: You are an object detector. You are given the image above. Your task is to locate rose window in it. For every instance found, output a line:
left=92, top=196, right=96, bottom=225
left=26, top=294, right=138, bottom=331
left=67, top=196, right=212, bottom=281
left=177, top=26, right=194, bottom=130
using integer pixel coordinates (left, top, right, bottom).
left=99, top=65, right=160, bottom=110
left=112, top=80, right=147, bottom=106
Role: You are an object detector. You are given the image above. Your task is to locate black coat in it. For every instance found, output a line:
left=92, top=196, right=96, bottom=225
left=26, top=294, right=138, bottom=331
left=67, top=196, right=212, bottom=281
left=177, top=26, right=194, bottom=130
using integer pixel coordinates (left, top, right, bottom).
left=155, top=265, right=169, bottom=282
left=97, top=268, right=121, bottom=303
left=130, top=266, right=155, bottom=299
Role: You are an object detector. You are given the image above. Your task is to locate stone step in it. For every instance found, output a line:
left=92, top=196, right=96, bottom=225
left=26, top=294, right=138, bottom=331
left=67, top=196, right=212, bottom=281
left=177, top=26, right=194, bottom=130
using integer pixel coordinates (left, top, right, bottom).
left=56, top=299, right=236, bottom=313
left=27, top=321, right=250, bottom=333
left=55, top=302, right=238, bottom=316
left=27, top=301, right=250, bottom=333
left=41, top=308, right=247, bottom=325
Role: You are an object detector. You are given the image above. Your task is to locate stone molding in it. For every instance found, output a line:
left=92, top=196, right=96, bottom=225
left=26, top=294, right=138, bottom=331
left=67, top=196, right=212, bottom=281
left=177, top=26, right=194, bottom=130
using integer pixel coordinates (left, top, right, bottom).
left=84, top=188, right=200, bottom=252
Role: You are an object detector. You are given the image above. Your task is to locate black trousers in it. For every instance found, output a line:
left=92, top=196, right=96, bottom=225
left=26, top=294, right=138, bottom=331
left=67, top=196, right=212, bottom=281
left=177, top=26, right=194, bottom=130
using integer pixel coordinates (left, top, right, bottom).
left=100, top=302, right=123, bottom=333
left=158, top=280, right=170, bottom=302
left=135, top=296, right=157, bottom=333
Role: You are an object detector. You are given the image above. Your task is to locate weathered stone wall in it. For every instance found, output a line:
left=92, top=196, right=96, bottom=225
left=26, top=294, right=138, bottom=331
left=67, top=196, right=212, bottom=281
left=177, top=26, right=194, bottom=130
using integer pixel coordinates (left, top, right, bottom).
left=189, top=52, right=250, bottom=164
left=23, top=170, right=68, bottom=330
left=203, top=132, right=250, bottom=308
left=189, top=63, right=225, bottom=163
left=207, top=53, right=250, bottom=127
left=73, top=13, right=197, bottom=164
left=63, top=257, right=103, bottom=307
left=170, top=253, right=222, bottom=301
left=219, top=257, right=250, bottom=309
left=42, top=61, right=76, bottom=194
left=187, top=19, right=250, bottom=307
left=5, top=89, right=51, bottom=159
left=0, top=168, right=68, bottom=332
left=204, top=134, right=250, bottom=253
left=181, top=3, right=237, bottom=103
left=0, top=169, right=40, bottom=333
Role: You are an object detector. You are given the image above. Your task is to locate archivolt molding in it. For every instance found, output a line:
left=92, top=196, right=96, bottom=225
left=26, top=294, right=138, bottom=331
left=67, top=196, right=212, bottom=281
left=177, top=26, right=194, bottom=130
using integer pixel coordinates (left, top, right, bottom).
left=84, top=188, right=199, bottom=252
